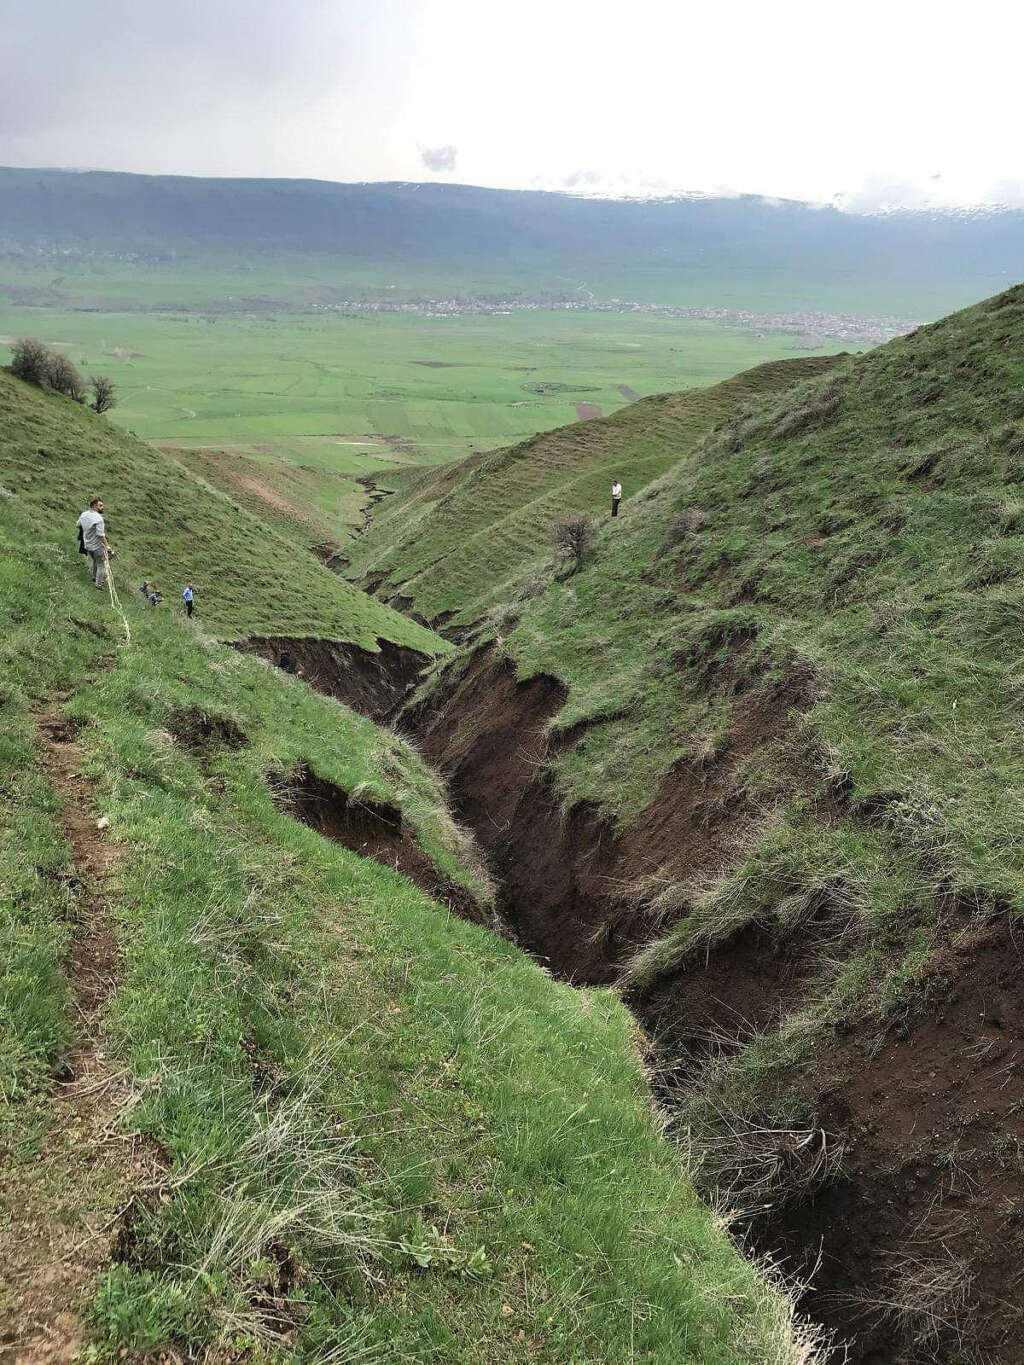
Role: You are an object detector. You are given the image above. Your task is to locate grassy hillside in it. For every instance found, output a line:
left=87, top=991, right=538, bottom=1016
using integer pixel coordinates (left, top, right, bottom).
left=0, top=376, right=816, bottom=1358
left=347, top=356, right=842, bottom=622
left=0, top=368, right=438, bottom=650
left=403, top=283, right=1024, bottom=1359
left=502, top=284, right=1024, bottom=858
left=3, top=167, right=1023, bottom=314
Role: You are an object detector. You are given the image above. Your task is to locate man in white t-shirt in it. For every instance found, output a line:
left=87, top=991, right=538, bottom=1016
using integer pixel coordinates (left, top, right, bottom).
left=75, top=497, right=113, bottom=588
left=611, top=479, right=623, bottom=517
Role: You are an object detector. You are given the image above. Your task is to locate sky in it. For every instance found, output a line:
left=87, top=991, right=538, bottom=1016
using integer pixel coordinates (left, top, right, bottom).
left=2, top=0, right=1022, bottom=210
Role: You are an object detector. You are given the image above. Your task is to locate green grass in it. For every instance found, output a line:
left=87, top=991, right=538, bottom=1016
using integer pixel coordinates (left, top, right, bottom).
left=0, top=490, right=811, bottom=1362
left=0, top=303, right=860, bottom=538
left=0, top=367, right=439, bottom=650
left=348, top=356, right=843, bottom=622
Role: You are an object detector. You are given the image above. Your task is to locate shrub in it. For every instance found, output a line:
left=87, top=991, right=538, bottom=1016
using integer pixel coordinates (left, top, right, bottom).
left=9, top=336, right=51, bottom=387
left=8, top=336, right=92, bottom=405
left=91, top=375, right=116, bottom=414
left=47, top=352, right=86, bottom=403
left=552, top=512, right=594, bottom=573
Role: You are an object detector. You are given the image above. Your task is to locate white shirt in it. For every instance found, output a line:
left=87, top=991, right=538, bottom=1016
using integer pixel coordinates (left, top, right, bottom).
left=77, top=509, right=105, bottom=551
left=611, top=482, right=622, bottom=499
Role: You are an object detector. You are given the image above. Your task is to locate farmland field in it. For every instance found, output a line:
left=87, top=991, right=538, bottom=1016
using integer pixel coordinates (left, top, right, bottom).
left=0, top=300, right=862, bottom=541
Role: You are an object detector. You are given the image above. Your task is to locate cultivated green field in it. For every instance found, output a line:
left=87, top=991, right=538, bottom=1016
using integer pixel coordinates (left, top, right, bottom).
left=0, top=304, right=855, bottom=455
left=0, top=301, right=860, bottom=541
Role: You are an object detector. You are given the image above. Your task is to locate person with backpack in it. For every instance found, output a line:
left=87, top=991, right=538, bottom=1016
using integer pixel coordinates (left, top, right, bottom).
left=182, top=583, right=195, bottom=618
left=75, top=497, right=114, bottom=588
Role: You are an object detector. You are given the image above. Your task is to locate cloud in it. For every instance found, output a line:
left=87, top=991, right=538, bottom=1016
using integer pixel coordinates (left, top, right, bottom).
left=840, top=175, right=938, bottom=214
left=562, top=169, right=602, bottom=189
left=420, top=144, right=458, bottom=173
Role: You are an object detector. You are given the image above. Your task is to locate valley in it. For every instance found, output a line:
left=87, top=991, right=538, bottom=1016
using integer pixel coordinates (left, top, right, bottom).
left=5, top=168, right=1024, bottom=1364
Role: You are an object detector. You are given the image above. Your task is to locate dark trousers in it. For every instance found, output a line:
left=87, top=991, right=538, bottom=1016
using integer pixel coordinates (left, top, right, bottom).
left=185, top=600, right=194, bottom=618
left=611, top=498, right=621, bottom=517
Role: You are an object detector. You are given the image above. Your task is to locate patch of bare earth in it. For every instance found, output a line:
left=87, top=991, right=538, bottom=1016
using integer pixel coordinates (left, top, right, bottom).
left=0, top=717, right=154, bottom=1364
left=270, top=763, right=489, bottom=926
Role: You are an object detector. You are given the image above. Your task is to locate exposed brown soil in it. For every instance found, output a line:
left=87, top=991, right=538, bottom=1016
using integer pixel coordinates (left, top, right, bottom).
left=355, top=474, right=395, bottom=536
left=0, top=717, right=152, bottom=1364
left=233, top=635, right=429, bottom=725
left=311, top=541, right=347, bottom=571
left=744, top=911, right=1024, bottom=1363
left=234, top=470, right=305, bottom=519
left=409, top=643, right=820, bottom=986
left=637, top=889, right=857, bottom=1085
left=273, top=763, right=488, bottom=925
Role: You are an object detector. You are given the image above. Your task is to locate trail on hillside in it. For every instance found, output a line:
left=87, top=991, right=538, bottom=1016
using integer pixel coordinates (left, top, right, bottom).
left=0, top=716, right=152, bottom=1364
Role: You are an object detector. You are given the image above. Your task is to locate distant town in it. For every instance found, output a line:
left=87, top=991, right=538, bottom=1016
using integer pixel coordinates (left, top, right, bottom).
left=315, top=293, right=915, bottom=344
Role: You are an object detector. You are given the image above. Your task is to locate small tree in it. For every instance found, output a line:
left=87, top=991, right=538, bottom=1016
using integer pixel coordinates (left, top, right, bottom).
left=9, top=336, right=52, bottom=386
left=47, top=352, right=87, bottom=403
left=552, top=512, right=595, bottom=574
left=90, top=375, right=116, bottom=414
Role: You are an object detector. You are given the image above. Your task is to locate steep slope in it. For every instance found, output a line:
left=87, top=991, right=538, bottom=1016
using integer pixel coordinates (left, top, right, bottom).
left=2, top=167, right=1023, bottom=314
left=347, top=357, right=842, bottom=625
left=402, top=284, right=1024, bottom=1362
left=0, top=400, right=813, bottom=1357
left=0, top=368, right=438, bottom=652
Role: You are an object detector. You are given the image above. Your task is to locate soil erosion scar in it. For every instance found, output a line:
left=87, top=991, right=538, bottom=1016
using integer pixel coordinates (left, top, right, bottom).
left=232, top=635, right=429, bottom=725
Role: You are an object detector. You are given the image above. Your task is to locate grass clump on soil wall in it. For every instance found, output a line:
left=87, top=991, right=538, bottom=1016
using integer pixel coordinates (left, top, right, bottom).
left=0, top=477, right=814, bottom=1361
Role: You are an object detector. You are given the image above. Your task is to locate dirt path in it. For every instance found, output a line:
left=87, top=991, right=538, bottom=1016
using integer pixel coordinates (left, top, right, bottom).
left=0, top=716, right=151, bottom=1364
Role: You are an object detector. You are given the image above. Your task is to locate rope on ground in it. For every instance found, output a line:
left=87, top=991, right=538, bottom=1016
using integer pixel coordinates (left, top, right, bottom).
left=105, top=562, right=131, bottom=648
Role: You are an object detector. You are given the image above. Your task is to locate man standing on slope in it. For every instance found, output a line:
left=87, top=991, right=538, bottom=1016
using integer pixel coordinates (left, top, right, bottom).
left=182, top=583, right=195, bottom=618
left=611, top=479, right=623, bottom=517
left=76, top=497, right=113, bottom=588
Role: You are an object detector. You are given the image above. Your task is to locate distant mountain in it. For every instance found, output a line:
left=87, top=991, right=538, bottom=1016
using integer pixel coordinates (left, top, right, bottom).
left=1, top=166, right=1022, bottom=314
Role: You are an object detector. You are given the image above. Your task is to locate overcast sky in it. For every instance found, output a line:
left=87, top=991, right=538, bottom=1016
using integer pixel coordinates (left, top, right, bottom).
left=2, top=0, right=1021, bottom=210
